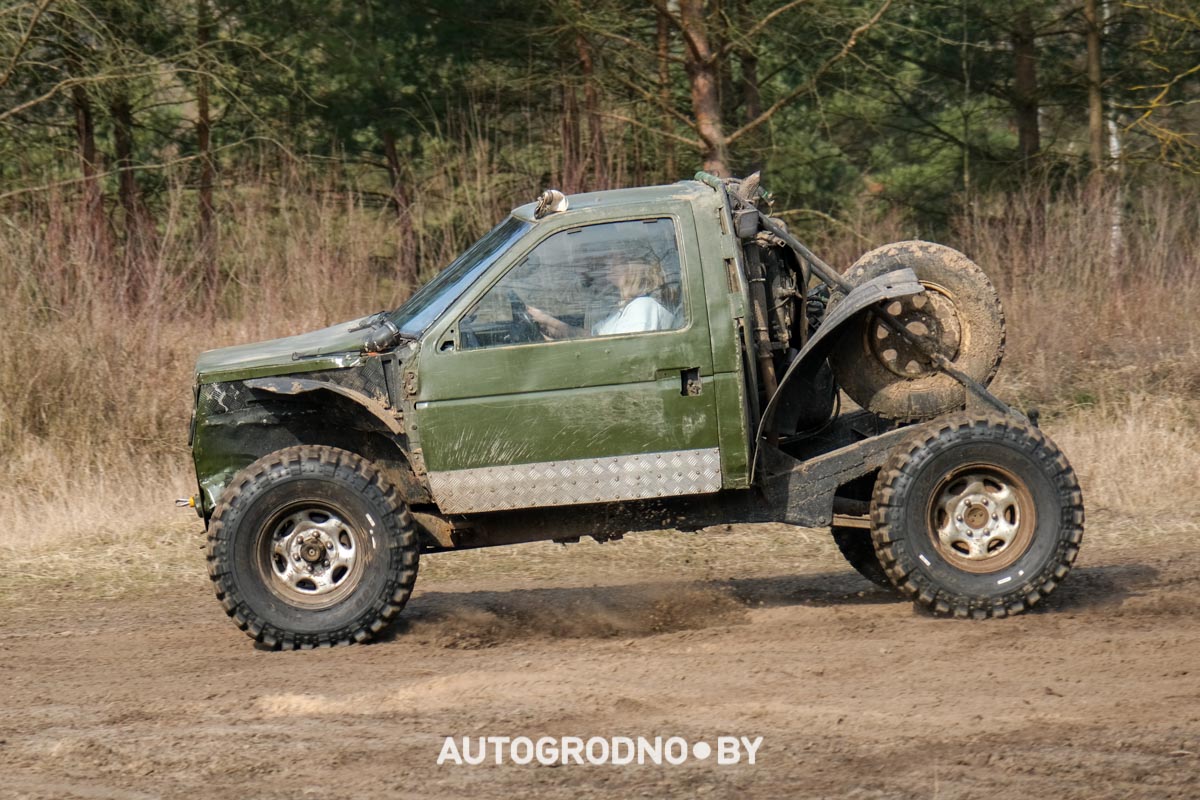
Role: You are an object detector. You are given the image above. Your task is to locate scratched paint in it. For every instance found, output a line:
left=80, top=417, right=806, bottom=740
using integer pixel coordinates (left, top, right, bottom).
left=417, top=377, right=718, bottom=472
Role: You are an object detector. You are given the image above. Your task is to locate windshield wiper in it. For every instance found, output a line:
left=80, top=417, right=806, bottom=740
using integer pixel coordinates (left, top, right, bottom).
left=290, top=314, right=411, bottom=361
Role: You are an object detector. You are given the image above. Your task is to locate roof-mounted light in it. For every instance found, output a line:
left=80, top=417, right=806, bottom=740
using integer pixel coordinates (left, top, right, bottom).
left=534, top=189, right=569, bottom=219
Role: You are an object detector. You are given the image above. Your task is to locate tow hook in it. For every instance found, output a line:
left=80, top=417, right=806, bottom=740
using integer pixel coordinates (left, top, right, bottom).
left=176, top=495, right=205, bottom=519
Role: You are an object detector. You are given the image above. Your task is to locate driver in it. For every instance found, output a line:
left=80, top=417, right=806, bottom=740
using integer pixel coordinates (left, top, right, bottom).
left=527, top=259, right=675, bottom=339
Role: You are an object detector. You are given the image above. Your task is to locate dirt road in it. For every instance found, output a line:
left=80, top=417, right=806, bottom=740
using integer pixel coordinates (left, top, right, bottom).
left=2, top=522, right=1197, bottom=799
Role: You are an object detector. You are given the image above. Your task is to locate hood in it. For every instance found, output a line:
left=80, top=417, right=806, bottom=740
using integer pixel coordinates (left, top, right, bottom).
left=194, top=313, right=382, bottom=384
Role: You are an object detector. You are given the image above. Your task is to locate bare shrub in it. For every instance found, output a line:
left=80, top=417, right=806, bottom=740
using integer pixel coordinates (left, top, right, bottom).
left=1047, top=394, right=1200, bottom=521
left=958, top=181, right=1200, bottom=409
left=1, top=174, right=1195, bottom=557
left=0, top=157, right=526, bottom=550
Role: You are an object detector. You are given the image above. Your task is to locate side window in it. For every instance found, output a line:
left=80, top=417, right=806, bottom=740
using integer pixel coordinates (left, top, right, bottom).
left=459, top=218, right=683, bottom=350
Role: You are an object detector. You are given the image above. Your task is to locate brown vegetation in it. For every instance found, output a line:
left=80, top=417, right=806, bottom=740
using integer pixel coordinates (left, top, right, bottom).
left=0, top=177, right=1196, bottom=562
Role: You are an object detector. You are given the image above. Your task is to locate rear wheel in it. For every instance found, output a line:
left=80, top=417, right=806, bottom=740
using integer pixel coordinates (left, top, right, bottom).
left=871, top=415, right=1083, bottom=618
left=207, top=445, right=419, bottom=648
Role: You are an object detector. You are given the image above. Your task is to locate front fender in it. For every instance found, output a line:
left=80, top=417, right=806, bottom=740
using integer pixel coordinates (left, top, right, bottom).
left=243, top=377, right=404, bottom=436
left=804, top=268, right=923, bottom=367
left=192, top=375, right=419, bottom=516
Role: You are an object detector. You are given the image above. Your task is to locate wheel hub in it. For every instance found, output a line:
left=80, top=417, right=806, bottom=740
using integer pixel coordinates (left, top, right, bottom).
left=265, top=507, right=362, bottom=605
left=963, top=503, right=990, bottom=530
left=929, top=467, right=1035, bottom=574
left=300, top=536, right=327, bottom=564
left=869, top=286, right=962, bottom=378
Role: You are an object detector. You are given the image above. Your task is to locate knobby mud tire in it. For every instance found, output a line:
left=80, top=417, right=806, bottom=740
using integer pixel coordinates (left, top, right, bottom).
left=832, top=527, right=895, bottom=590
left=207, top=445, right=419, bottom=649
left=830, top=240, right=1006, bottom=422
left=870, top=415, right=1084, bottom=619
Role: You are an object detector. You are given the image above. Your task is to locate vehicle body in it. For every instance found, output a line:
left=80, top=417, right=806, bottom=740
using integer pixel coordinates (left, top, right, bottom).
left=188, top=174, right=1084, bottom=648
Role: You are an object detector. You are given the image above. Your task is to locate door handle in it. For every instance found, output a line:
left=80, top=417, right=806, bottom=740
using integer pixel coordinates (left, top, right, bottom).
left=680, top=367, right=702, bottom=396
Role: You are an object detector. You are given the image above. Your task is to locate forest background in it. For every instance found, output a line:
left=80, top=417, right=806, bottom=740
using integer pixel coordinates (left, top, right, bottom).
left=0, top=0, right=1196, bottom=584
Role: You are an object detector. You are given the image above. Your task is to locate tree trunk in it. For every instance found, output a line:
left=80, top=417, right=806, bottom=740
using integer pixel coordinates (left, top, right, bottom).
left=197, top=0, right=217, bottom=301
left=111, top=91, right=154, bottom=299
left=381, top=129, right=418, bottom=289
left=1006, top=8, right=1044, bottom=251
left=71, top=83, right=106, bottom=240
left=713, top=0, right=736, bottom=127
left=656, top=9, right=675, bottom=180
left=72, top=86, right=98, bottom=184
left=679, top=0, right=728, bottom=175
left=1011, top=8, right=1040, bottom=167
left=738, top=0, right=763, bottom=173
left=112, top=94, right=139, bottom=226
left=1084, top=0, right=1104, bottom=174
left=64, top=11, right=109, bottom=266
left=576, top=33, right=607, bottom=189
left=560, top=78, right=583, bottom=192
left=1106, top=110, right=1123, bottom=270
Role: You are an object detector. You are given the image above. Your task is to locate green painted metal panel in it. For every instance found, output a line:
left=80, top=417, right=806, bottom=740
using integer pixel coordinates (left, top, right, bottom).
left=417, top=379, right=718, bottom=471
left=415, top=197, right=723, bottom=475
left=692, top=186, right=753, bottom=488
left=192, top=316, right=376, bottom=384
left=186, top=180, right=757, bottom=507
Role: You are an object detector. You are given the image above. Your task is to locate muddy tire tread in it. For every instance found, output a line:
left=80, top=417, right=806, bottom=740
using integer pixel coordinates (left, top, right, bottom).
left=206, top=445, right=418, bottom=649
left=835, top=240, right=1007, bottom=423
left=870, top=415, right=1084, bottom=618
left=832, top=527, right=896, bottom=590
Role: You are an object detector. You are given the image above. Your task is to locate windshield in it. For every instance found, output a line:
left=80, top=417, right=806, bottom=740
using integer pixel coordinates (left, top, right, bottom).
left=390, top=215, right=531, bottom=337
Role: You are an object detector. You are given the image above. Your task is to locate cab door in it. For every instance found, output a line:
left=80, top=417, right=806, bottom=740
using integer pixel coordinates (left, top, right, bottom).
left=415, top=209, right=722, bottom=514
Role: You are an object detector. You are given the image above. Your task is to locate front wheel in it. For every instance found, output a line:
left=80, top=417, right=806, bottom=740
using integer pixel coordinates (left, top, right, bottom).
left=871, top=415, right=1083, bottom=618
left=207, top=445, right=419, bottom=648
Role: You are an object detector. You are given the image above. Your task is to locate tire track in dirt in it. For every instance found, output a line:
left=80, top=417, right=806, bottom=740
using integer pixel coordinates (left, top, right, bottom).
left=1, top=530, right=1197, bottom=799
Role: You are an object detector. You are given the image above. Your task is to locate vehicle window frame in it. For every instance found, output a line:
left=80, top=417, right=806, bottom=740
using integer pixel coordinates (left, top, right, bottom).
left=387, top=216, right=532, bottom=339
left=447, top=213, right=692, bottom=354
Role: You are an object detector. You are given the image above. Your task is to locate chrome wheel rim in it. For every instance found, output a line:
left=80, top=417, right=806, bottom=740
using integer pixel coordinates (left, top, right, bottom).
left=927, top=464, right=1035, bottom=574
left=258, top=504, right=365, bottom=609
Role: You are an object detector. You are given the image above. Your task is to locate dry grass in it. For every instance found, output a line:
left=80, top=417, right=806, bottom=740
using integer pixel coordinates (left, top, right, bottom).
left=965, top=183, right=1200, bottom=411
left=1, top=176, right=1197, bottom=598
left=1049, top=395, right=1200, bottom=522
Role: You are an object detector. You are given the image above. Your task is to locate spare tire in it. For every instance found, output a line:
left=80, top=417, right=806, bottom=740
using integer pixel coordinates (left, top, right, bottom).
left=829, top=241, right=1005, bottom=422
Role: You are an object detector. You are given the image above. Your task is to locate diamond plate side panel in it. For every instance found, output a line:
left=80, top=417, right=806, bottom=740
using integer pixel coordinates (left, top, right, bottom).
left=200, top=381, right=256, bottom=414
left=428, top=448, right=723, bottom=514
left=306, top=361, right=389, bottom=404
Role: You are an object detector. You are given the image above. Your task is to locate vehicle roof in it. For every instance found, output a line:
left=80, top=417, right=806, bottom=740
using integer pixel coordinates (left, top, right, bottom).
left=511, top=180, right=720, bottom=223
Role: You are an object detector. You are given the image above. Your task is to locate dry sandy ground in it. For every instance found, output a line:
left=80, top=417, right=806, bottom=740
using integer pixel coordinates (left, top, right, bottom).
left=1, top=521, right=1197, bottom=799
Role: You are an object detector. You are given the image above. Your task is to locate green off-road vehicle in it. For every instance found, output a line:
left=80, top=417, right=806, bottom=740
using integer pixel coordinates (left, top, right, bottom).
left=185, top=172, right=1084, bottom=648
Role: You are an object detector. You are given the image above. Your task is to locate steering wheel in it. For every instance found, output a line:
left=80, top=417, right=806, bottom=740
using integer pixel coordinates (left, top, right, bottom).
left=506, top=289, right=540, bottom=343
